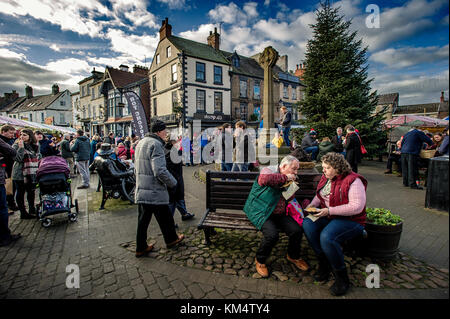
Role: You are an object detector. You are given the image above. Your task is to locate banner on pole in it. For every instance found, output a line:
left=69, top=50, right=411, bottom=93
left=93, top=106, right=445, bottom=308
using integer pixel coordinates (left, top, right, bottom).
left=124, top=91, right=148, bottom=138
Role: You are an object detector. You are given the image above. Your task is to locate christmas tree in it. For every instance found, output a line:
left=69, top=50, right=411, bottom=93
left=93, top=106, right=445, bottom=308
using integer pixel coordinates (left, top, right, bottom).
left=299, top=1, right=386, bottom=157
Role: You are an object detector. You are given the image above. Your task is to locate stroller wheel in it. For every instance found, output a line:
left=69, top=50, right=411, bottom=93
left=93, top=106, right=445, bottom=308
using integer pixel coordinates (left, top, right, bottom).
left=69, top=213, right=78, bottom=222
left=41, top=218, right=52, bottom=228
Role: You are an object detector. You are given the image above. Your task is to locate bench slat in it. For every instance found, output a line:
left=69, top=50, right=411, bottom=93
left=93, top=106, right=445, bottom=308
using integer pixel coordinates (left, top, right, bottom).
left=202, top=221, right=256, bottom=231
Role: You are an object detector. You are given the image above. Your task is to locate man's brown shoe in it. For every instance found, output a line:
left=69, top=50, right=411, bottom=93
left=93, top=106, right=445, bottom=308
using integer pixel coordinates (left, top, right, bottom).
left=255, top=259, right=269, bottom=278
left=287, top=255, right=309, bottom=271
left=167, top=234, right=185, bottom=248
left=135, top=244, right=154, bottom=258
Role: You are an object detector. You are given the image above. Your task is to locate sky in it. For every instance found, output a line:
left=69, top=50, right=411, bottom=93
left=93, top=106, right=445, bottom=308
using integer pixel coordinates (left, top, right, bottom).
left=0, top=0, right=448, bottom=105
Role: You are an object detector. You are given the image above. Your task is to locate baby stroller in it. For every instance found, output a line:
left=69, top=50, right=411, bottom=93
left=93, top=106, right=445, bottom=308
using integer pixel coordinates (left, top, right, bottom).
left=35, top=156, right=79, bottom=228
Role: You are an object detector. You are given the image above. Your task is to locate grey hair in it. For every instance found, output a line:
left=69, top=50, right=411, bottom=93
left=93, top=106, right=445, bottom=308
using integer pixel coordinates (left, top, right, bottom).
left=280, top=155, right=299, bottom=167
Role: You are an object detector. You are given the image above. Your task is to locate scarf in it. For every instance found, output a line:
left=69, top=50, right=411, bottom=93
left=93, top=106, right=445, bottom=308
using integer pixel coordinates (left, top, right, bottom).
left=321, top=179, right=332, bottom=197
left=23, top=144, right=39, bottom=184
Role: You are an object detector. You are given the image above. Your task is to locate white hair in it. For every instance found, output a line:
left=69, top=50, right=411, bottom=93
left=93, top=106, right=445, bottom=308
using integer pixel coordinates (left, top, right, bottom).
left=280, top=155, right=299, bottom=167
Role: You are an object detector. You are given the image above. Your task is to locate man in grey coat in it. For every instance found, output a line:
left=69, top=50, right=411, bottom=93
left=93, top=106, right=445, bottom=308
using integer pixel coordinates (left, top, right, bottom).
left=70, top=130, right=91, bottom=189
left=134, top=120, right=184, bottom=257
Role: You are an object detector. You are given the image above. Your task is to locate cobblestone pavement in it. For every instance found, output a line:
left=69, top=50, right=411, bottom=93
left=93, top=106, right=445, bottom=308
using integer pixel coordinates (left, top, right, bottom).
left=0, top=163, right=448, bottom=300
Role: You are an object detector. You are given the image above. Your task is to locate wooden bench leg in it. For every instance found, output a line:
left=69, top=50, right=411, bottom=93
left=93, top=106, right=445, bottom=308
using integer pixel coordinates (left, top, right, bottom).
left=204, top=228, right=212, bottom=245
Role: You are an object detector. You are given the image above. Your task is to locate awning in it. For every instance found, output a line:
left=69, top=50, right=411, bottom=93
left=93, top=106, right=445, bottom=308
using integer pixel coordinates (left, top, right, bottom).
left=0, top=115, right=76, bottom=134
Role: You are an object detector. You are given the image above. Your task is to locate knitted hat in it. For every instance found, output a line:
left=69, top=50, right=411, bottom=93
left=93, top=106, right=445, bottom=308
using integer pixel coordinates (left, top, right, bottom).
left=151, top=120, right=166, bottom=133
left=309, top=129, right=317, bottom=135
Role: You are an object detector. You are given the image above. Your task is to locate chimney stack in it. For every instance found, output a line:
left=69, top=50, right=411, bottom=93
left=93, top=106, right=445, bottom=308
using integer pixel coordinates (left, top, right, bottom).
left=119, top=64, right=129, bottom=72
left=207, top=27, right=220, bottom=50
left=25, top=85, right=33, bottom=99
left=52, top=84, right=59, bottom=95
left=294, top=63, right=305, bottom=79
left=133, top=64, right=149, bottom=76
left=440, top=91, right=445, bottom=103
left=159, top=17, right=172, bottom=40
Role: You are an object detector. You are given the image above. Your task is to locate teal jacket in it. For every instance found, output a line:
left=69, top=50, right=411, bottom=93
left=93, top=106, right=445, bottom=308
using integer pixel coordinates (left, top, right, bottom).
left=243, top=175, right=284, bottom=230
left=70, top=136, right=91, bottom=161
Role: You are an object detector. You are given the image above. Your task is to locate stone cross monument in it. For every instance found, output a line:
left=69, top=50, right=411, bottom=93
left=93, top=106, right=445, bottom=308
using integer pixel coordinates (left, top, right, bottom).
left=259, top=46, right=279, bottom=151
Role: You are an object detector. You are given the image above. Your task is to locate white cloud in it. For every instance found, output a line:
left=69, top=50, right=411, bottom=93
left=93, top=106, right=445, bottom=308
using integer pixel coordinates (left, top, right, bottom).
left=179, top=23, right=217, bottom=44
left=332, top=0, right=362, bottom=19
left=50, top=44, right=61, bottom=52
left=156, top=0, right=186, bottom=9
left=208, top=2, right=257, bottom=26
left=0, top=48, right=27, bottom=60
left=371, top=45, right=449, bottom=68
left=353, top=0, right=448, bottom=51
left=106, top=29, right=159, bottom=63
left=371, top=69, right=449, bottom=104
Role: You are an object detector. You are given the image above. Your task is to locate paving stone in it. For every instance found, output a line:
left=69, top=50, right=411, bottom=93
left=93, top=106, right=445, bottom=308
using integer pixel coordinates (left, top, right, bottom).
left=133, top=284, right=148, bottom=299
left=187, top=284, right=205, bottom=299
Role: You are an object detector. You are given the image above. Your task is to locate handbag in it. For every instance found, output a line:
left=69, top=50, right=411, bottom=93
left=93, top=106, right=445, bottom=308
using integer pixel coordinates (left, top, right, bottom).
left=272, top=134, right=284, bottom=148
left=5, top=178, right=13, bottom=196
left=286, top=198, right=305, bottom=226
left=357, top=135, right=368, bottom=154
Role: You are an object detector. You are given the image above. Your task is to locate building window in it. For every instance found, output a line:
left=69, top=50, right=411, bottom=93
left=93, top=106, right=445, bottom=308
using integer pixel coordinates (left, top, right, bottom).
left=172, top=91, right=178, bottom=110
left=292, top=88, right=297, bottom=100
left=196, top=90, right=206, bottom=112
left=98, top=86, right=102, bottom=97
left=283, top=84, right=288, bottom=98
left=156, top=54, right=160, bottom=64
left=41, top=113, right=44, bottom=123
left=240, top=103, right=247, bottom=120
left=29, top=113, right=33, bottom=122
left=93, top=106, right=96, bottom=119
left=196, top=62, right=206, bottom=82
left=60, top=113, right=65, bottom=124
left=214, top=66, right=222, bottom=84
left=60, top=100, right=66, bottom=106
left=214, top=92, right=222, bottom=113
left=91, top=88, right=95, bottom=99
left=254, top=82, right=260, bottom=99
left=81, top=86, right=85, bottom=97
left=239, top=79, right=247, bottom=98
left=171, top=64, right=177, bottom=82
left=152, top=75, right=156, bottom=91
left=153, top=98, right=157, bottom=116
left=166, top=46, right=171, bottom=58
left=88, top=104, right=91, bottom=118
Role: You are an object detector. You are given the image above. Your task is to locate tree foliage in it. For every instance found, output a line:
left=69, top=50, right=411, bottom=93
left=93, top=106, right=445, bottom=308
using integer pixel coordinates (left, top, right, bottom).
left=299, top=1, right=386, bottom=157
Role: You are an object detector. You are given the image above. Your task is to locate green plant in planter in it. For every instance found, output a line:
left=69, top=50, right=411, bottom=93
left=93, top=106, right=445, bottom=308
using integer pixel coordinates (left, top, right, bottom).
left=366, top=208, right=403, bottom=226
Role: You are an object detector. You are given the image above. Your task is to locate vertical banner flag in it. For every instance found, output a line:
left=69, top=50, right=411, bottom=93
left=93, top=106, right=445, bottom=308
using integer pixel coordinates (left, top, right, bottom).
left=124, top=91, right=148, bottom=138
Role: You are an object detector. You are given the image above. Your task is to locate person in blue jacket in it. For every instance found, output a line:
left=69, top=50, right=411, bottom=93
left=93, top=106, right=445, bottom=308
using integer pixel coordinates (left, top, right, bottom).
left=401, top=127, right=433, bottom=189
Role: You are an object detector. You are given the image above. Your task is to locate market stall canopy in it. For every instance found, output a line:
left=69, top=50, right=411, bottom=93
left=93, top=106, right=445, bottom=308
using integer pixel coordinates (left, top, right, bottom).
left=383, top=115, right=448, bottom=128
left=0, top=115, right=76, bottom=134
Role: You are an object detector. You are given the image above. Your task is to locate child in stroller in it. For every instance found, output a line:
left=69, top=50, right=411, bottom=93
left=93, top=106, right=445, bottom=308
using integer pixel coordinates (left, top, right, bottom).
left=36, top=156, right=79, bottom=227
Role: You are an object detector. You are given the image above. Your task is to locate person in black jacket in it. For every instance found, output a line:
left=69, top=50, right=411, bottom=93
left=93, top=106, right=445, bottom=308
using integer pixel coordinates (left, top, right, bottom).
left=343, top=125, right=361, bottom=173
left=0, top=136, right=20, bottom=247
left=164, top=139, right=194, bottom=227
left=0, top=125, right=19, bottom=214
left=34, top=131, right=58, bottom=157
left=331, top=127, right=345, bottom=155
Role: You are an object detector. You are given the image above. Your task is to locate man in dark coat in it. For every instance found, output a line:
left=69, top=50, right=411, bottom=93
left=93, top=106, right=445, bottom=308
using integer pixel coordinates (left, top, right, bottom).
left=343, top=125, right=361, bottom=173
left=0, top=125, right=19, bottom=214
left=331, top=127, right=345, bottom=155
left=164, top=139, right=194, bottom=226
left=0, top=136, right=20, bottom=247
left=401, top=127, right=433, bottom=189
left=35, top=131, right=59, bottom=157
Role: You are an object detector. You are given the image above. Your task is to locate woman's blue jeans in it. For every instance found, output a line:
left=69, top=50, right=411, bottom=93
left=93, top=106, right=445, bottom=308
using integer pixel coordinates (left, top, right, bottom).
left=302, top=217, right=364, bottom=270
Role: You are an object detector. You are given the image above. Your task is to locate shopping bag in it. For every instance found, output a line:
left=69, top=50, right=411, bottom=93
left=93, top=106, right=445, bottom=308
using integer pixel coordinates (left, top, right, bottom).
left=286, top=198, right=305, bottom=226
left=5, top=178, right=13, bottom=196
left=272, top=134, right=284, bottom=148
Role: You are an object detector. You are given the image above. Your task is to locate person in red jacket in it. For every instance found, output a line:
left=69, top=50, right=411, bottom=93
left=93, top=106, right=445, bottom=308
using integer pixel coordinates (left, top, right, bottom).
left=302, top=152, right=367, bottom=296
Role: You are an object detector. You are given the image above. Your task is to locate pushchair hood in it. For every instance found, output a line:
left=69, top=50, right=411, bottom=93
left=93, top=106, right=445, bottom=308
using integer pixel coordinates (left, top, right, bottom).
left=37, top=156, right=70, bottom=179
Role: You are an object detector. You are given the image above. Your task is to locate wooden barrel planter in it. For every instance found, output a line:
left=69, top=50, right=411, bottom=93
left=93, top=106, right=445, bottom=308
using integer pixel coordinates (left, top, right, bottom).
left=364, top=221, right=403, bottom=261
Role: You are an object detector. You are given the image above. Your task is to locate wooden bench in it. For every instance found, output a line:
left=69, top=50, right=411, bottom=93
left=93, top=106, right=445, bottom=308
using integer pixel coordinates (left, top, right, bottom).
left=197, top=169, right=321, bottom=245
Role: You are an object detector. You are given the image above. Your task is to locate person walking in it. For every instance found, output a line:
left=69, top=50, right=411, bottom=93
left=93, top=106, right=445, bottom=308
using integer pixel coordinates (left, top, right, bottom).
left=90, top=134, right=101, bottom=165
left=279, top=106, right=292, bottom=147
left=164, top=138, right=195, bottom=226
left=70, top=130, right=91, bottom=189
left=343, top=125, right=361, bottom=173
left=134, top=120, right=185, bottom=258
left=12, top=129, right=40, bottom=219
left=0, top=136, right=20, bottom=247
left=400, top=127, right=433, bottom=189
left=60, top=134, right=75, bottom=177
